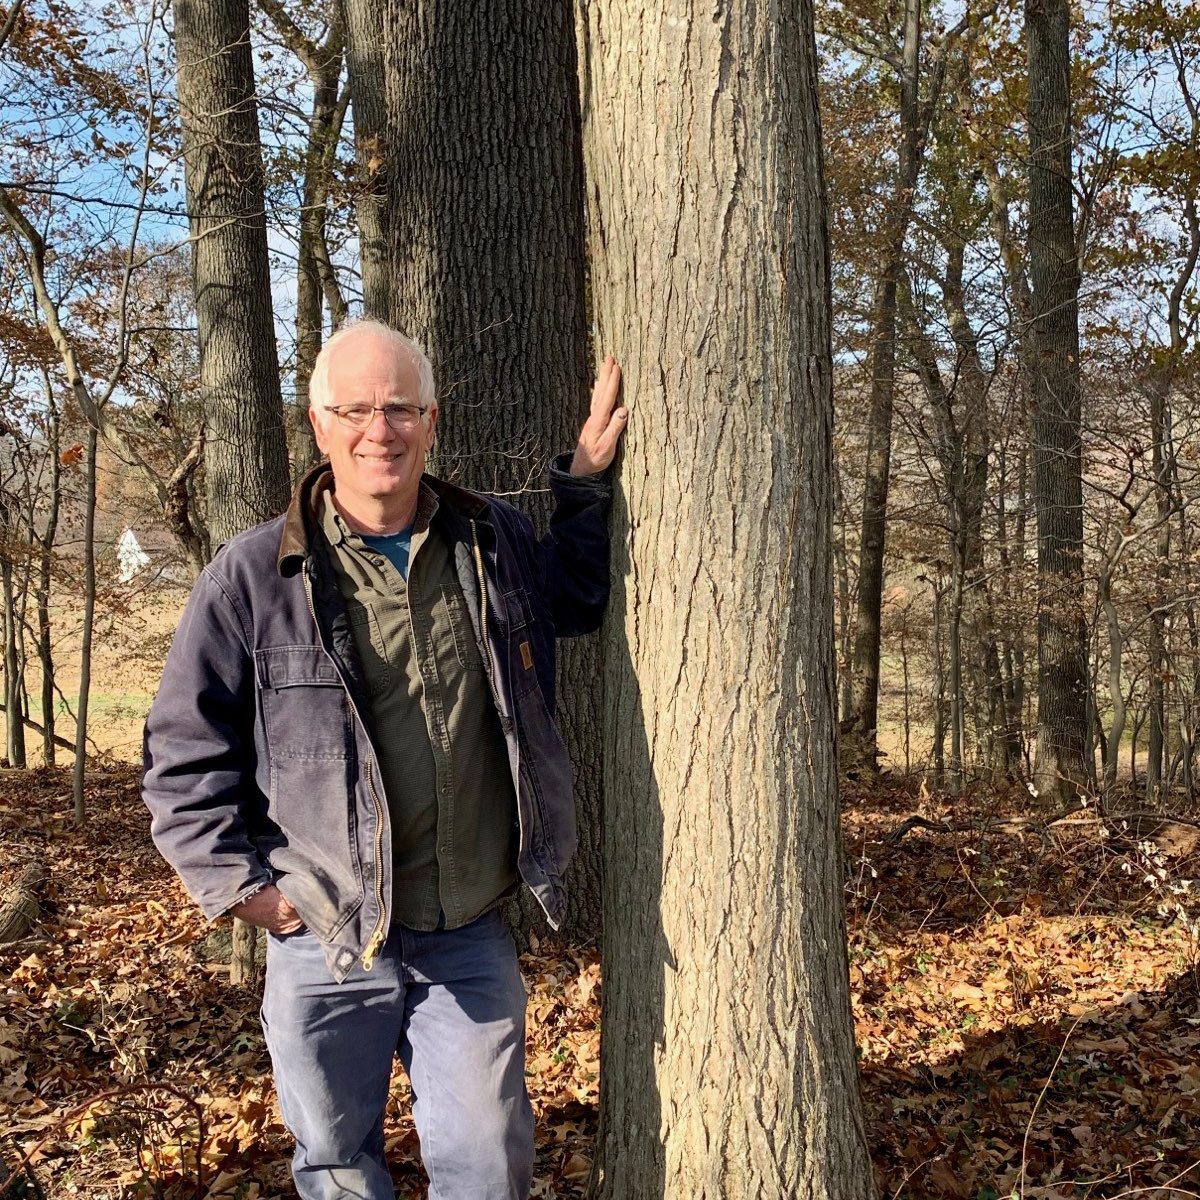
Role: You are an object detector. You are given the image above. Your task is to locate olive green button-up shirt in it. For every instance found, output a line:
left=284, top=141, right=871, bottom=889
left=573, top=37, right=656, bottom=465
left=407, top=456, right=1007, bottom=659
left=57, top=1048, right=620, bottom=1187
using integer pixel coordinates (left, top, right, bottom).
left=319, top=487, right=518, bottom=931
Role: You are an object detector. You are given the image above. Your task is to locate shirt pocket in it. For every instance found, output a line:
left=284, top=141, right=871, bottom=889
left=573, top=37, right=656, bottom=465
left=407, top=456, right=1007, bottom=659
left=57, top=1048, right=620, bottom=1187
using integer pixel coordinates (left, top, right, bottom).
left=442, top=585, right=484, bottom=672
left=347, top=603, right=391, bottom=698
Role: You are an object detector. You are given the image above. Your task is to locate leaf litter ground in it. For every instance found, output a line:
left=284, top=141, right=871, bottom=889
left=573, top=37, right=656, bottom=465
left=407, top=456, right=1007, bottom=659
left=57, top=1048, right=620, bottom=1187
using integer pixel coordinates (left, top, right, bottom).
left=1, top=766, right=1197, bottom=1197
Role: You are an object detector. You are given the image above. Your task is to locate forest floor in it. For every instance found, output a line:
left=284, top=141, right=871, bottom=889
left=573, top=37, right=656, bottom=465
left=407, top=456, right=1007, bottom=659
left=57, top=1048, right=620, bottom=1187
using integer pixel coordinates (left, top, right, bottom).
left=1, top=766, right=1198, bottom=1199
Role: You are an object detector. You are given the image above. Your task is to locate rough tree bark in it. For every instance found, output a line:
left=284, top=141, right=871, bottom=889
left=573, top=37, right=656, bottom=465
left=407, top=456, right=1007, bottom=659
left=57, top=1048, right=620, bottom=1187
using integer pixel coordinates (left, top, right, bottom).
left=173, top=0, right=293, bottom=982
left=580, top=1, right=876, bottom=1194
left=173, top=0, right=292, bottom=539
left=375, top=0, right=601, bottom=943
left=1026, top=0, right=1091, bottom=803
left=341, top=0, right=392, bottom=320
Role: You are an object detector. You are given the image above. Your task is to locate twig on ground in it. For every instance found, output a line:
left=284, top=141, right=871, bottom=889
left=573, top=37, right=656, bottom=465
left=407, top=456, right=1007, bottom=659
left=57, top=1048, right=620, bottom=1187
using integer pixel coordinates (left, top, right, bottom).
left=3, top=1083, right=206, bottom=1199
left=887, top=805, right=1200, bottom=844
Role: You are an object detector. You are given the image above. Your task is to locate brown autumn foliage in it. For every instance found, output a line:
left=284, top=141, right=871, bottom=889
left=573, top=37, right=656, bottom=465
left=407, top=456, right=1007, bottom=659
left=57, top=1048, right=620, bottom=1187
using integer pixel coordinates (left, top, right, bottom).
left=2, top=766, right=1198, bottom=1198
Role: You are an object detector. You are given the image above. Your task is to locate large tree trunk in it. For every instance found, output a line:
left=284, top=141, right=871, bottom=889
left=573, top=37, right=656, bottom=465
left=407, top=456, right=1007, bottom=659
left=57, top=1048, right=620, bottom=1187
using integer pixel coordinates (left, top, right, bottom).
left=173, top=0, right=292, bottom=543
left=1026, top=0, right=1091, bottom=804
left=376, top=0, right=601, bottom=944
left=173, top=0, right=292, bottom=983
left=342, top=0, right=392, bottom=320
left=580, top=1, right=876, bottom=1194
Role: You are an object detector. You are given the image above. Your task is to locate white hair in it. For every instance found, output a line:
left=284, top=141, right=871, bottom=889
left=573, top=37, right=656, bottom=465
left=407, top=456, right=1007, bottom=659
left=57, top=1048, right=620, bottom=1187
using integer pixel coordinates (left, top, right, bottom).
left=308, top=319, right=436, bottom=428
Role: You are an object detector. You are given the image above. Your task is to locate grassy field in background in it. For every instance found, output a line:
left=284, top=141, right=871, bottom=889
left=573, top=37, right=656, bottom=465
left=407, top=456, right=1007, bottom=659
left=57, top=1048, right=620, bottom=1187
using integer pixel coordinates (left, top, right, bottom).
left=12, top=591, right=184, bottom=764
left=7, top=588, right=1157, bottom=779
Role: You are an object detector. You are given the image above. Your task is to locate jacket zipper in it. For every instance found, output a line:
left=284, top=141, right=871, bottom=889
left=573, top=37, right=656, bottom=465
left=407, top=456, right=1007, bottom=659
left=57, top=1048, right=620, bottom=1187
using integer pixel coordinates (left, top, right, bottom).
left=303, top=558, right=388, bottom=971
left=470, top=518, right=489, bottom=647
left=470, top=518, right=524, bottom=861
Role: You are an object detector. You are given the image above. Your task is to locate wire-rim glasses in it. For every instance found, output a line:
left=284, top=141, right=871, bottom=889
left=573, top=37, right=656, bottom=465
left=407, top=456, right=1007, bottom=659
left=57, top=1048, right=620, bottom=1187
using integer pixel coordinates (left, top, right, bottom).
left=322, top=403, right=430, bottom=430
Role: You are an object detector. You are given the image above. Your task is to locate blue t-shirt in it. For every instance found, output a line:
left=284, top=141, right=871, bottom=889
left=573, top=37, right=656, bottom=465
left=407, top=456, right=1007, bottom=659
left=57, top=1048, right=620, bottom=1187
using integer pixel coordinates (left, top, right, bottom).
left=360, top=526, right=414, bottom=580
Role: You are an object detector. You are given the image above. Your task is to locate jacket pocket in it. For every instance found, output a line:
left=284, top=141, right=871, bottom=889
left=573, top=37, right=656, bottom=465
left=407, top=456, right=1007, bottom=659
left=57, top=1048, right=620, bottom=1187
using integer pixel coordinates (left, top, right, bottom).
left=256, top=645, right=353, bottom=761
left=514, top=682, right=576, bottom=869
left=501, top=588, right=539, bottom=698
left=254, top=645, right=363, bottom=936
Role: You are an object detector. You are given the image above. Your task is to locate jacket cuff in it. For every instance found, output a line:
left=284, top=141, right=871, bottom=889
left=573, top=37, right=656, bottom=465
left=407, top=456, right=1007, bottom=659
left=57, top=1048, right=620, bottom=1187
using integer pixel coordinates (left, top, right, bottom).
left=549, top=451, right=613, bottom=494
left=209, top=875, right=273, bottom=922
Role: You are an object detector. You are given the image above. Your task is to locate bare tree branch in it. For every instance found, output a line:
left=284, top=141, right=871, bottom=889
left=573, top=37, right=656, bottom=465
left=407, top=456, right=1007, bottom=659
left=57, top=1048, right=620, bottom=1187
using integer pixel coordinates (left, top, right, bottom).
left=0, top=0, right=25, bottom=54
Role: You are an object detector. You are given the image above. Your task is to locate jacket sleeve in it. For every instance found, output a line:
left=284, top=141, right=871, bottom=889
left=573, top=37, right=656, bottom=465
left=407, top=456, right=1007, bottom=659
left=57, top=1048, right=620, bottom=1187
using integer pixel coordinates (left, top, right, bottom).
left=534, top=452, right=613, bottom=637
left=141, top=568, right=270, bottom=920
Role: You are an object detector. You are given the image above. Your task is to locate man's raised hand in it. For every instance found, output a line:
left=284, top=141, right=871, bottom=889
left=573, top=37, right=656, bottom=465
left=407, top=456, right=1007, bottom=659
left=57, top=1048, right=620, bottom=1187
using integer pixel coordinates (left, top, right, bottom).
left=570, top=354, right=627, bottom=477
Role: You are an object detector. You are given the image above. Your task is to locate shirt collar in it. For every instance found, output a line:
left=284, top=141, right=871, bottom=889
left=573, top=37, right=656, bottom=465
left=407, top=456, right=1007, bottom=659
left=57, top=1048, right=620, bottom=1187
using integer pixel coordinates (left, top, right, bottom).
left=320, top=483, right=439, bottom=551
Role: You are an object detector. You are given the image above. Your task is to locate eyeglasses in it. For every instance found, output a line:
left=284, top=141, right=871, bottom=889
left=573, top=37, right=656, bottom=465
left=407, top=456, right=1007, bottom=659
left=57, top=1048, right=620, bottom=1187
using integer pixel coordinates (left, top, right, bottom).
left=322, top=403, right=431, bottom=430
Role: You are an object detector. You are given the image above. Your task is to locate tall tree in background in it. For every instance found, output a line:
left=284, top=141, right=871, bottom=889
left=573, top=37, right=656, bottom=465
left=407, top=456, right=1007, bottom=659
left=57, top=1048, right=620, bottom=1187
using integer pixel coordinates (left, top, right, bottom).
left=173, top=0, right=291, bottom=543
left=258, top=0, right=348, bottom=477
left=828, top=0, right=970, bottom=768
left=341, top=0, right=390, bottom=320
left=173, top=0, right=292, bottom=979
left=371, top=1, right=602, bottom=941
left=580, top=0, right=876, bottom=1192
left=848, top=0, right=924, bottom=767
left=1025, top=0, right=1090, bottom=803
left=1110, top=0, right=1200, bottom=800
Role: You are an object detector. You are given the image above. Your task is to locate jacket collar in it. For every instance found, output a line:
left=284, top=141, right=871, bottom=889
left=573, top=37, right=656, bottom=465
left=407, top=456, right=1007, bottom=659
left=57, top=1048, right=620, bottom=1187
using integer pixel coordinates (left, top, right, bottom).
left=277, top=461, right=493, bottom=576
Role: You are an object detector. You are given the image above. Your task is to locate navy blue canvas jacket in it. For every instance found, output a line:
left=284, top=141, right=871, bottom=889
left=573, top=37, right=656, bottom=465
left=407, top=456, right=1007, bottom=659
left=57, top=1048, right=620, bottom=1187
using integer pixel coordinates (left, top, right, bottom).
left=142, top=455, right=611, bottom=982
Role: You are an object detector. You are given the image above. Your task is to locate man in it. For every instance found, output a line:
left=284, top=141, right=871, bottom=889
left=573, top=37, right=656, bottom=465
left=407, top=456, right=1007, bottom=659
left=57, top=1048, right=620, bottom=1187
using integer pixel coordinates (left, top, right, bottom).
left=142, top=320, right=626, bottom=1199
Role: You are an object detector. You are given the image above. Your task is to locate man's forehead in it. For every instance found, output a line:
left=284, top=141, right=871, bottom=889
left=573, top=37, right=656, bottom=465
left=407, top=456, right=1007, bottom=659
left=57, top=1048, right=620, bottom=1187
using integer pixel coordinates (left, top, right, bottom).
left=327, top=337, right=421, bottom=383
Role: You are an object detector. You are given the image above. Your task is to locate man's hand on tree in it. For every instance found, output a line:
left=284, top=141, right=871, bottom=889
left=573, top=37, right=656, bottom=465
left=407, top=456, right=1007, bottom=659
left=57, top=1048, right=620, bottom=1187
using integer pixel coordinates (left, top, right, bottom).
left=230, top=884, right=305, bottom=934
left=570, top=354, right=627, bottom=477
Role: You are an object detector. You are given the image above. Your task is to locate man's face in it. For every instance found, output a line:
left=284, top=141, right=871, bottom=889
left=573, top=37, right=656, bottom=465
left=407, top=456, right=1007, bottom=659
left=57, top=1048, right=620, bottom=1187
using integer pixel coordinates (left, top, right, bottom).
left=309, top=333, right=437, bottom=514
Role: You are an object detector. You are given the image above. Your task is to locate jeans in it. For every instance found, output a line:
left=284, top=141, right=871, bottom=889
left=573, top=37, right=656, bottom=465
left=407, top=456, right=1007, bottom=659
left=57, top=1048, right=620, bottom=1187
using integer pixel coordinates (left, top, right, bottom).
left=260, top=908, right=534, bottom=1199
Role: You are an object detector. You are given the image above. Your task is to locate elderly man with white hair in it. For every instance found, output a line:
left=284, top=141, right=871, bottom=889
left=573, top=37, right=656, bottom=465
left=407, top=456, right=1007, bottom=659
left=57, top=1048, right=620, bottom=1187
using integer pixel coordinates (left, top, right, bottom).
left=143, top=320, right=626, bottom=1199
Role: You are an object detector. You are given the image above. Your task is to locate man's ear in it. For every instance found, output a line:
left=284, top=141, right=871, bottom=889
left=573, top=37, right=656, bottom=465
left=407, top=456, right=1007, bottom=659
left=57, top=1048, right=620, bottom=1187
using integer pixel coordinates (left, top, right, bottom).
left=426, top=405, right=439, bottom=451
left=309, top=407, right=329, bottom=456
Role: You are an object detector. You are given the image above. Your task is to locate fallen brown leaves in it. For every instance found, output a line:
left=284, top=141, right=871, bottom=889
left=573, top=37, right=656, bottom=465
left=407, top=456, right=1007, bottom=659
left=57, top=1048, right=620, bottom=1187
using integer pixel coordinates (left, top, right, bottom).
left=2, top=767, right=1198, bottom=1198
left=846, top=776, right=1200, bottom=1198
left=0, top=767, right=598, bottom=1199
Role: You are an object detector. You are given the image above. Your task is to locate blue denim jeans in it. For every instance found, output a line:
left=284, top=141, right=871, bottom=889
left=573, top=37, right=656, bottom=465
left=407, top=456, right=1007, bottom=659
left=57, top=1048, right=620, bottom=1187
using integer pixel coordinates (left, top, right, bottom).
left=260, top=909, right=534, bottom=1199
